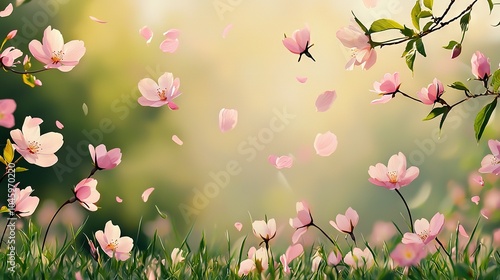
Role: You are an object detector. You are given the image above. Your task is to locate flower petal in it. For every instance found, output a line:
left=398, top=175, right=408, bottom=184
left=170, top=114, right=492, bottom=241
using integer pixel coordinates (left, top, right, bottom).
left=142, top=187, right=155, bottom=202
left=315, top=90, right=337, bottom=112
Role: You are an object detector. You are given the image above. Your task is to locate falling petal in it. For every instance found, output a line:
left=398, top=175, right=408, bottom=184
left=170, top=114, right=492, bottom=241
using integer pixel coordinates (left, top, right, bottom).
left=315, top=90, right=337, bottom=112
left=142, top=187, right=155, bottom=202
left=0, top=3, right=13, bottom=17
left=159, top=38, right=179, bottom=53
left=480, top=209, right=489, bottom=219
left=458, top=224, right=469, bottom=238
left=234, top=222, right=243, bottom=231
left=296, top=76, right=308, bottom=83
left=471, top=196, right=480, bottom=205
left=219, top=108, right=238, bottom=132
left=89, top=16, right=107, bottom=23
left=116, top=196, right=123, bottom=203
left=55, top=120, right=64, bottom=129
left=314, top=131, right=338, bottom=156
left=172, top=135, right=183, bottom=145
left=82, top=103, right=88, bottom=116
left=268, top=155, right=293, bottom=169
left=222, top=23, right=233, bottom=39
left=139, top=25, right=153, bottom=45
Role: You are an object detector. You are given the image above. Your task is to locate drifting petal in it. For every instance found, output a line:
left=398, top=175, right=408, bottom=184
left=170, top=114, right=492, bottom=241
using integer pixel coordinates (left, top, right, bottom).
left=139, top=26, right=153, bottom=44
left=142, top=187, right=155, bottom=202
left=116, top=196, right=123, bottom=203
left=471, top=196, right=480, bottom=205
left=314, top=131, right=338, bottom=156
left=234, top=222, right=243, bottom=231
left=172, top=135, right=183, bottom=145
left=159, top=38, right=179, bottom=53
left=296, top=76, right=308, bottom=83
left=315, top=90, right=337, bottom=112
left=89, top=16, right=107, bottom=23
left=219, top=108, right=238, bottom=132
left=222, top=24, right=233, bottom=39
left=0, top=3, right=13, bottom=17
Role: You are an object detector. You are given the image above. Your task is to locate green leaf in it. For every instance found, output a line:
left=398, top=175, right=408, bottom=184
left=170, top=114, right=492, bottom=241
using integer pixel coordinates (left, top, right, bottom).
left=423, top=107, right=449, bottom=121
left=352, top=12, right=368, bottom=33
left=490, top=69, right=500, bottom=91
left=415, top=38, right=426, bottom=57
left=449, top=81, right=469, bottom=91
left=474, top=97, right=497, bottom=142
left=443, top=40, right=459, bottom=50
left=418, top=10, right=433, bottom=18
left=401, top=26, right=415, bottom=37
left=3, top=139, right=14, bottom=163
left=422, top=21, right=433, bottom=31
left=402, top=40, right=415, bottom=57
left=439, top=108, right=450, bottom=131
left=405, top=49, right=416, bottom=72
left=423, top=0, right=433, bottom=10
left=14, top=167, right=28, bottom=173
left=460, top=12, right=471, bottom=32
left=369, top=19, right=405, bottom=33
left=155, top=205, right=168, bottom=219
left=487, top=0, right=494, bottom=13
left=411, top=1, right=422, bottom=30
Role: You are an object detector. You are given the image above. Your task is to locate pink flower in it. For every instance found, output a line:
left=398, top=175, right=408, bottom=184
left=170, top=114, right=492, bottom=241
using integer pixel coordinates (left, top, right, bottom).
left=28, top=26, right=86, bottom=72
left=73, top=178, right=100, bottom=211
left=327, top=250, right=342, bottom=266
left=371, top=72, right=400, bottom=104
left=336, top=21, right=376, bottom=70
left=280, top=244, right=303, bottom=273
left=0, top=3, right=13, bottom=17
left=289, top=201, right=313, bottom=243
left=417, top=78, right=444, bottom=105
left=330, top=207, right=359, bottom=242
left=0, top=47, right=23, bottom=67
left=14, top=185, right=40, bottom=217
left=368, top=152, right=419, bottom=190
left=95, top=221, right=134, bottom=261
left=219, top=108, right=238, bottom=132
left=314, top=131, right=338, bottom=157
left=390, top=243, right=427, bottom=267
left=282, top=26, right=315, bottom=62
left=315, top=90, right=337, bottom=112
left=238, top=247, right=268, bottom=276
left=471, top=51, right=490, bottom=80
left=6, top=30, right=17, bottom=40
left=344, top=247, right=374, bottom=269
left=479, top=139, right=500, bottom=175
left=171, top=248, right=185, bottom=267
left=402, top=212, right=445, bottom=245
left=89, top=144, right=122, bottom=170
left=451, top=44, right=462, bottom=59
left=138, top=72, right=181, bottom=109
left=268, top=154, right=293, bottom=169
left=252, top=219, right=277, bottom=242
left=0, top=99, right=16, bottom=128
left=10, top=116, right=63, bottom=167
left=160, top=29, right=180, bottom=53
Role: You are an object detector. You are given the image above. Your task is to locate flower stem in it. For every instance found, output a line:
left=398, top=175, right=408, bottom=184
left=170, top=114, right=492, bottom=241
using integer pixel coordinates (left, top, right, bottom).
left=311, top=223, right=338, bottom=248
left=435, top=237, right=451, bottom=259
left=395, top=189, right=414, bottom=233
left=41, top=198, right=75, bottom=251
left=6, top=67, right=49, bottom=75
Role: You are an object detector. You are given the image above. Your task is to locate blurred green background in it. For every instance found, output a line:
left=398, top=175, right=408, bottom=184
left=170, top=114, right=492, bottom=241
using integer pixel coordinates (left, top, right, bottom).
left=1, top=0, right=499, bottom=251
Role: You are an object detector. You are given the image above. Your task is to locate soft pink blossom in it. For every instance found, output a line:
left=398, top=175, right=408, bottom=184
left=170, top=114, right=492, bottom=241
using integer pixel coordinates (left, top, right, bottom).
left=471, top=195, right=480, bottom=205
left=314, top=131, right=338, bottom=156
left=315, top=90, right=337, bottom=112
left=6, top=30, right=17, bottom=40
left=95, top=221, right=134, bottom=261
left=344, top=247, right=374, bottom=269
left=0, top=3, right=13, bottom=17
left=219, top=108, right=238, bottom=132
left=0, top=99, right=16, bottom=128
left=417, top=78, right=444, bottom=105
left=402, top=212, right=444, bottom=245
left=234, top=222, right=243, bottom=231
left=14, top=185, right=39, bottom=217
left=10, top=116, right=63, bottom=167
left=369, top=221, right=397, bottom=246
left=390, top=243, right=427, bottom=267
left=471, top=51, right=490, bottom=80
left=89, top=16, right=107, bottom=24
left=336, top=22, right=376, bottom=70
left=282, top=26, right=315, bottom=62
left=252, top=219, right=277, bottom=242
left=451, top=44, right=462, bottom=59
left=330, top=207, right=359, bottom=242
left=368, top=152, right=419, bottom=190
left=479, top=139, right=500, bottom=175
left=139, top=26, right=153, bottom=45
left=73, top=178, right=100, bottom=211
left=89, top=144, right=122, bottom=170
left=222, top=23, right=233, bottom=39
left=138, top=72, right=181, bottom=109
left=268, top=154, right=293, bottom=169
left=280, top=244, right=303, bottom=273
left=371, top=72, right=400, bottom=104
left=171, top=248, right=185, bottom=267
left=28, top=26, right=86, bottom=72
left=160, top=29, right=179, bottom=53
left=172, top=135, right=183, bottom=145
left=289, top=201, right=313, bottom=243
left=238, top=247, right=268, bottom=276
left=0, top=46, right=22, bottom=67
left=327, top=250, right=342, bottom=266
left=142, top=187, right=155, bottom=202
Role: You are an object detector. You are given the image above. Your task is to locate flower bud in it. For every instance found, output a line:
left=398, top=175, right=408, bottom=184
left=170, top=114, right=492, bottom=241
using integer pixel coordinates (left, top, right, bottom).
left=451, top=43, right=461, bottom=59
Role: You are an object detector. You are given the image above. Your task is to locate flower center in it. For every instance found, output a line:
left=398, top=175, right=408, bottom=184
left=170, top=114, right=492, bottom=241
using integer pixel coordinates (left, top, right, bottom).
left=157, top=88, right=168, bottom=101
left=418, top=229, right=429, bottom=242
left=27, top=141, right=41, bottom=154
left=491, top=156, right=500, bottom=165
left=387, top=171, right=398, bottom=183
left=106, top=239, right=119, bottom=251
left=51, top=50, right=64, bottom=64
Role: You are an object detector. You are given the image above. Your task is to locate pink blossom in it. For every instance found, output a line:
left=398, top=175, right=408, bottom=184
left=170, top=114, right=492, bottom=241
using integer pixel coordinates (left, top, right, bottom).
left=171, top=248, right=185, bottom=267
left=252, top=219, right=277, bottom=242
left=369, top=221, right=397, bottom=246
left=14, top=185, right=40, bottom=217
left=390, top=243, right=427, bottom=267
left=282, top=26, right=315, bottom=62
left=451, top=44, right=462, bottom=59
left=234, top=222, right=243, bottom=231
left=327, top=250, right=342, bottom=266
left=74, top=178, right=100, bottom=211
left=139, top=26, right=153, bottom=45
left=371, top=72, right=400, bottom=104
left=471, top=195, right=480, bottom=205
left=402, top=212, right=445, bottom=245
left=289, top=201, right=313, bottom=243
left=268, top=154, right=293, bottom=169
left=10, top=116, right=63, bottom=167
left=471, top=51, right=490, bottom=80
left=336, top=22, right=376, bottom=70
left=314, top=131, right=338, bottom=156
left=280, top=244, right=303, bottom=273
left=417, top=78, right=444, bottom=105
left=138, top=72, right=181, bottom=109
left=479, top=139, right=500, bottom=175
left=28, top=26, right=86, bottom=72
left=95, top=220, right=134, bottom=261
left=368, top=152, right=419, bottom=190
left=344, top=247, right=374, bottom=269
left=160, top=29, right=179, bottom=53
left=0, top=46, right=22, bottom=67
left=219, top=108, right=238, bottom=132
left=0, top=99, right=16, bottom=128
left=0, top=3, right=13, bottom=17
left=89, top=144, right=122, bottom=170
left=238, top=247, right=268, bottom=276
left=330, top=208, right=359, bottom=243
left=142, top=187, right=155, bottom=202
left=6, top=30, right=17, bottom=40
left=315, top=90, right=337, bottom=112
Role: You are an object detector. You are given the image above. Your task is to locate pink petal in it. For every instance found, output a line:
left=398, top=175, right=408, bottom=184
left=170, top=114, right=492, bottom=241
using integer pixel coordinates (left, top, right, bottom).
left=55, top=120, right=64, bottom=129
left=285, top=243, right=303, bottom=261
left=142, top=187, right=155, bottom=202
left=315, top=90, right=337, bottom=112
left=222, top=24, right=233, bottom=39
left=139, top=26, right=153, bottom=45
left=314, top=131, right=338, bottom=156
left=296, top=76, right=308, bottom=83
left=471, top=196, right=480, bottom=205
left=89, top=16, right=107, bottom=24
left=0, top=3, right=13, bottom=17
left=234, top=222, right=243, bottom=231
left=480, top=208, right=489, bottom=219
left=163, top=29, right=180, bottom=40
left=116, top=196, right=123, bottom=203
left=159, top=39, right=179, bottom=53
left=172, top=135, right=183, bottom=145
left=219, top=108, right=238, bottom=132
left=458, top=224, right=469, bottom=238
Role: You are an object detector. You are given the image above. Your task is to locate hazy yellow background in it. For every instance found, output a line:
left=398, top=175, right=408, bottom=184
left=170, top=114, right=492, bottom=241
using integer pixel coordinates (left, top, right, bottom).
left=1, top=0, right=499, bottom=250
